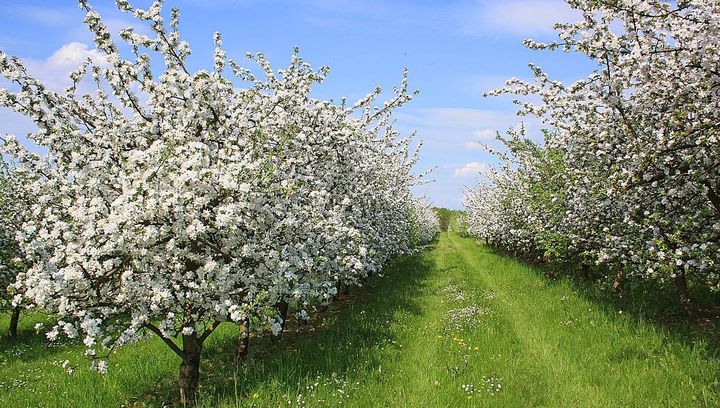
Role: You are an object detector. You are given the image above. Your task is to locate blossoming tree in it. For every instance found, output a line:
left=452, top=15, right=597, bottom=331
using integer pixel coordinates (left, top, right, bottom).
left=0, top=0, right=435, bottom=403
left=467, top=0, right=719, bottom=317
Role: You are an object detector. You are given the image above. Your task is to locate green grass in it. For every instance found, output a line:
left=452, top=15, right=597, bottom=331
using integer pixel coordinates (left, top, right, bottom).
left=1, top=232, right=718, bottom=407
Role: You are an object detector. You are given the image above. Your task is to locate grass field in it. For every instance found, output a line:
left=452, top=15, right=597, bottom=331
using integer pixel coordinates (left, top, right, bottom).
left=1, top=232, right=718, bottom=407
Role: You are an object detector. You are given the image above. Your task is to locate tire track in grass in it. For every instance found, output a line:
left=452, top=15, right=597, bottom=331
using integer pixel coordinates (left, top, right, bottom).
left=351, top=232, right=499, bottom=407
left=438, top=233, right=564, bottom=408
left=372, top=234, right=467, bottom=408
left=447, top=233, right=607, bottom=407
left=390, top=232, right=555, bottom=407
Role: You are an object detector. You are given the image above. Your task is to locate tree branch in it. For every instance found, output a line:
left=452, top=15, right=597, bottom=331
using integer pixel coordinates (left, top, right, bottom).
left=704, top=181, right=720, bottom=213
left=143, top=323, right=184, bottom=358
left=198, top=321, right=222, bottom=343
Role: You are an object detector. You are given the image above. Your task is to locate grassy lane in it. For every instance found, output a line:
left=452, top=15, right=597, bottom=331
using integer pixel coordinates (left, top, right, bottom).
left=0, top=232, right=718, bottom=407
left=442, top=233, right=719, bottom=407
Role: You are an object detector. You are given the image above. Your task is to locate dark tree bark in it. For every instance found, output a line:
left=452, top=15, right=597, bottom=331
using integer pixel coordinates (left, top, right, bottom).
left=234, top=318, right=250, bottom=364
left=579, top=264, right=590, bottom=280
left=179, top=334, right=202, bottom=406
left=705, top=181, right=720, bottom=213
left=335, top=282, right=343, bottom=298
left=612, top=270, right=624, bottom=293
left=8, top=307, right=20, bottom=338
left=143, top=321, right=219, bottom=406
left=673, top=271, right=698, bottom=320
left=276, top=300, right=289, bottom=339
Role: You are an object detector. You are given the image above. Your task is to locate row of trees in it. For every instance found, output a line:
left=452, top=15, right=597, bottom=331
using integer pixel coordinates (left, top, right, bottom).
left=0, top=160, right=31, bottom=338
left=0, top=0, right=439, bottom=404
left=433, top=207, right=466, bottom=233
left=465, top=0, right=719, bottom=318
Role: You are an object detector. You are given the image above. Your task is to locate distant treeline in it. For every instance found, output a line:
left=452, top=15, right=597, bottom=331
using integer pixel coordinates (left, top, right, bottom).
left=433, top=208, right=467, bottom=235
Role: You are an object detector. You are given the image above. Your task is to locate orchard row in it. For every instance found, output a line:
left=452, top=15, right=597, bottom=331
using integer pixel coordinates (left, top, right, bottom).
left=0, top=0, right=439, bottom=404
left=465, top=0, right=719, bottom=318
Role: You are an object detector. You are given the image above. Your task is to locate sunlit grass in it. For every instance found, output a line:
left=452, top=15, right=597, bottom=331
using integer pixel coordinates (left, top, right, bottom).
left=1, top=232, right=718, bottom=407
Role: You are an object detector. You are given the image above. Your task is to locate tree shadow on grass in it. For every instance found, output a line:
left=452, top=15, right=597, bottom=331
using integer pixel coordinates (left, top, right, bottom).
left=128, top=246, right=437, bottom=407
left=568, top=271, right=720, bottom=353
left=0, top=312, right=75, bottom=365
left=479, top=243, right=720, bottom=358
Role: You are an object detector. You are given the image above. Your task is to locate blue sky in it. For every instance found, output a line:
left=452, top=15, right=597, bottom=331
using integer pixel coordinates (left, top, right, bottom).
left=0, top=0, right=596, bottom=209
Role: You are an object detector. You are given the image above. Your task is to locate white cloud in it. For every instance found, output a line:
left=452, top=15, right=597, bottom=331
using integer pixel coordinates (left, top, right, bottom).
left=19, top=42, right=107, bottom=91
left=45, top=42, right=107, bottom=70
left=473, top=129, right=496, bottom=139
left=455, top=161, right=491, bottom=177
left=463, top=129, right=497, bottom=150
left=397, top=108, right=515, bottom=136
left=103, top=18, right=154, bottom=38
left=0, top=46, right=100, bottom=153
left=0, top=43, right=112, bottom=150
left=459, top=0, right=581, bottom=37
left=395, top=107, right=540, bottom=151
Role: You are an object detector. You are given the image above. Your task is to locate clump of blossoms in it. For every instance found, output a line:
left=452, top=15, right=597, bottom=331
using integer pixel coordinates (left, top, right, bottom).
left=467, top=0, right=719, bottom=318
left=465, top=128, right=581, bottom=264
left=0, top=0, right=431, bottom=403
left=409, top=198, right=440, bottom=246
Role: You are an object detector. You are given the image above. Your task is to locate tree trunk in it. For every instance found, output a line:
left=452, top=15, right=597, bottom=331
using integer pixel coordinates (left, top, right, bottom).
left=276, top=301, right=289, bottom=339
left=179, top=334, right=202, bottom=406
left=612, top=270, right=624, bottom=293
left=335, top=282, right=342, bottom=298
left=579, top=264, right=590, bottom=281
left=673, top=271, right=697, bottom=320
left=234, top=319, right=250, bottom=364
left=704, top=181, right=720, bottom=213
left=8, top=307, right=20, bottom=338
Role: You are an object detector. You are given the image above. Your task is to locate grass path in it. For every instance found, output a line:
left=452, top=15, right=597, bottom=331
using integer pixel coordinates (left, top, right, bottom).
left=0, top=232, right=718, bottom=407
